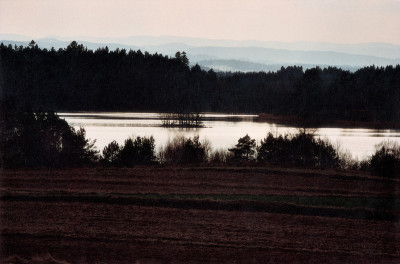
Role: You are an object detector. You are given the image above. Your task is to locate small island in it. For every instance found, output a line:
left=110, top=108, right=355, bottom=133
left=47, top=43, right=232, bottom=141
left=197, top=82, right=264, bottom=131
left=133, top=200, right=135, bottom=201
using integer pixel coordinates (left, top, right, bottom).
left=160, top=112, right=204, bottom=128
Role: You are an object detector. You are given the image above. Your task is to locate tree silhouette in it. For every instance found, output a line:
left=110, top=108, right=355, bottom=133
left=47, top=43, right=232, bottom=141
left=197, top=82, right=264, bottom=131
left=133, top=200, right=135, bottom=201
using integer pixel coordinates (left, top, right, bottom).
left=2, top=111, right=99, bottom=168
left=102, top=140, right=120, bottom=165
left=229, top=134, right=256, bottom=161
left=181, top=51, right=189, bottom=66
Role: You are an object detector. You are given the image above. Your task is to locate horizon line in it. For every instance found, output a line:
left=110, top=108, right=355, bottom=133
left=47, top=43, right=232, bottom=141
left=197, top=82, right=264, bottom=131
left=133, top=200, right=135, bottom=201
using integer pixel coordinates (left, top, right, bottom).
left=1, top=33, right=400, bottom=46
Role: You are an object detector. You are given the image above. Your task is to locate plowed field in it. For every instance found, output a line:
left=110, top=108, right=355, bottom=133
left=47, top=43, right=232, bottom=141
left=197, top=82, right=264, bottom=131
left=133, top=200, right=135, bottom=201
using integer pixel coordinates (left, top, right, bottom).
left=1, top=167, right=399, bottom=263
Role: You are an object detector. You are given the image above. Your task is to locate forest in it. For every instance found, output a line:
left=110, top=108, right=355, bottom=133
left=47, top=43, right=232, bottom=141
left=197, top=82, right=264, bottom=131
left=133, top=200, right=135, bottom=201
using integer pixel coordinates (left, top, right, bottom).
left=1, top=41, right=400, bottom=125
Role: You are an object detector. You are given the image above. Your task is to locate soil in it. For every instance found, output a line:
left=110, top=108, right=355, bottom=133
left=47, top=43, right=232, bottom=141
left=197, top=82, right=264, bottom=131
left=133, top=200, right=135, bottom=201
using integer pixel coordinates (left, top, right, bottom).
left=1, top=167, right=399, bottom=263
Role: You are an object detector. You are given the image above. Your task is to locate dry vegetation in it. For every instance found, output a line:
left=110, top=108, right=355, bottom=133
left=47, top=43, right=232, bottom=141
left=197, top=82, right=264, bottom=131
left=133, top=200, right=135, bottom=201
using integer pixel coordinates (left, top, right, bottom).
left=1, top=167, right=400, bottom=263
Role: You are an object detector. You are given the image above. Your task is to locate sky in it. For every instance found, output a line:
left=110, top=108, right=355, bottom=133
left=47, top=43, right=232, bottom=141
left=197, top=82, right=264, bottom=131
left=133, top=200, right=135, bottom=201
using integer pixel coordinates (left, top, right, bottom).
left=1, top=0, right=400, bottom=44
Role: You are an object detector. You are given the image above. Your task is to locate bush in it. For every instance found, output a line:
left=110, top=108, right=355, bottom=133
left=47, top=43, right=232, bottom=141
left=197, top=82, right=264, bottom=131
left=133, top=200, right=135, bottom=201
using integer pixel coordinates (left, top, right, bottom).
left=369, top=141, right=400, bottom=178
left=257, top=131, right=339, bottom=168
left=335, top=144, right=370, bottom=171
left=160, top=135, right=208, bottom=164
left=208, top=149, right=233, bottom=164
left=116, top=136, right=156, bottom=167
left=257, top=133, right=289, bottom=164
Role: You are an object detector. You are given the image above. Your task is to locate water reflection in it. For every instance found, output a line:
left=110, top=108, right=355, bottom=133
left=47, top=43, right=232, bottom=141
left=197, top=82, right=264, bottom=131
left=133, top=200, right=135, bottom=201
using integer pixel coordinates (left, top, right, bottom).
left=59, top=112, right=400, bottom=160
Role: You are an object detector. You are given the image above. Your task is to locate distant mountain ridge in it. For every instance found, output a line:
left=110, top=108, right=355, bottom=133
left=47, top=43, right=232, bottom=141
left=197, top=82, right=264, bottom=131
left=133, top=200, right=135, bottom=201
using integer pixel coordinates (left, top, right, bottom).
left=1, top=34, right=399, bottom=72
left=18, top=34, right=398, bottom=59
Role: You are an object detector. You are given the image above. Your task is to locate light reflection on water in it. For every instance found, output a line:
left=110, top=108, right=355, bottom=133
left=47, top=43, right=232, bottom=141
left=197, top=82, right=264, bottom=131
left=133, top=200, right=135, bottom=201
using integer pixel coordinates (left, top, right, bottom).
left=59, top=112, right=400, bottom=160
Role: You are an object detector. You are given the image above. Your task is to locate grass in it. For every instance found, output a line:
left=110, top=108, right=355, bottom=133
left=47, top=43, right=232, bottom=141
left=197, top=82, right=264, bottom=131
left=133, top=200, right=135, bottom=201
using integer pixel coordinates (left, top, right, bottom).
left=5, top=190, right=398, bottom=210
left=108, top=193, right=400, bottom=210
left=5, top=190, right=399, bottom=211
left=4, top=192, right=398, bottom=221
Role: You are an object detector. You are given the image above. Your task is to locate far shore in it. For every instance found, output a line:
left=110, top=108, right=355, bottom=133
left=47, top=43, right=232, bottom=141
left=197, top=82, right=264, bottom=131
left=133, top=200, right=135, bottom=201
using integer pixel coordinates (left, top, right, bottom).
left=257, top=113, right=400, bottom=130
left=57, top=111, right=400, bottom=129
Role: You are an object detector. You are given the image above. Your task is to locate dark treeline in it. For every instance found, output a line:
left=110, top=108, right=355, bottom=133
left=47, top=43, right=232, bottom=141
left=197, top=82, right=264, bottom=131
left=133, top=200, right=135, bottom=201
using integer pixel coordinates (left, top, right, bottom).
left=1, top=41, right=400, bottom=124
left=2, top=111, right=98, bottom=168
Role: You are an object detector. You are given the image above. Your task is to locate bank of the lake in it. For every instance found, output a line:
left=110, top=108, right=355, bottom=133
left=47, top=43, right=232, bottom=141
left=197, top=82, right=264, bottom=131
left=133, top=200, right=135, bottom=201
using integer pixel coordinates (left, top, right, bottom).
left=59, top=112, right=400, bottom=159
left=258, top=113, right=400, bottom=129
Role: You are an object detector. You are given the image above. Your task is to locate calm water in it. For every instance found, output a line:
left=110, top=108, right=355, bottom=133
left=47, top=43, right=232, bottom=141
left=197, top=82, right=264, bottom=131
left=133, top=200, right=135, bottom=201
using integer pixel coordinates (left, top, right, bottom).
left=59, top=112, right=400, bottom=160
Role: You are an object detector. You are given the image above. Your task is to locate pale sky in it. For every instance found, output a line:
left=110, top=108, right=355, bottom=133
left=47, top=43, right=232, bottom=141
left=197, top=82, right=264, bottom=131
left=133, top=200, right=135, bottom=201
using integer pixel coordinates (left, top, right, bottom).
left=1, top=0, right=399, bottom=44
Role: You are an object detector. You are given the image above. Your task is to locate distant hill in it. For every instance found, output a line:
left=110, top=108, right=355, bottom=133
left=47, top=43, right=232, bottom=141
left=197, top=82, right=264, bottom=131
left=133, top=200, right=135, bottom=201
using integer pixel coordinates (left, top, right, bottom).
left=185, top=46, right=398, bottom=68
left=30, top=35, right=398, bottom=59
left=1, top=34, right=399, bottom=72
left=24, top=35, right=397, bottom=59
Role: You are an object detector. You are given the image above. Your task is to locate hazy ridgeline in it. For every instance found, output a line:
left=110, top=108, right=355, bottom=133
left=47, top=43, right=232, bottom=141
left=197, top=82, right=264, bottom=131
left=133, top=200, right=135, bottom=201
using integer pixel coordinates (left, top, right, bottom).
left=1, top=41, right=400, bottom=124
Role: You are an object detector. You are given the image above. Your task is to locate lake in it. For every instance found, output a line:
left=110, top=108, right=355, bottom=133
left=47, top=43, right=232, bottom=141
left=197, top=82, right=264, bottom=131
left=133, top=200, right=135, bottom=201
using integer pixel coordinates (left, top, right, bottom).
left=59, top=112, right=400, bottom=160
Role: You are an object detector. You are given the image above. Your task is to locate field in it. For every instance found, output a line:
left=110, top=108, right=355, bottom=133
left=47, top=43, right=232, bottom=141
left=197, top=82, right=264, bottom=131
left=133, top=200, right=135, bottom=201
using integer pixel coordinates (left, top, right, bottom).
left=1, top=166, right=400, bottom=263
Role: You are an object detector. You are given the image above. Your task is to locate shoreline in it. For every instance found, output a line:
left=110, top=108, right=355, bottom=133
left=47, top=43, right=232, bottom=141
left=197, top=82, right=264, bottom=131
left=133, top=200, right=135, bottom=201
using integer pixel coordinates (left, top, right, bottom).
left=257, top=113, right=400, bottom=130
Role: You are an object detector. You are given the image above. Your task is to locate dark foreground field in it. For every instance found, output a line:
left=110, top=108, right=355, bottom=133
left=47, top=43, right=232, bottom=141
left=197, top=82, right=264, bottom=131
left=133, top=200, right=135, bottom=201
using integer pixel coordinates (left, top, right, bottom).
left=1, top=167, right=399, bottom=263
